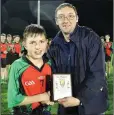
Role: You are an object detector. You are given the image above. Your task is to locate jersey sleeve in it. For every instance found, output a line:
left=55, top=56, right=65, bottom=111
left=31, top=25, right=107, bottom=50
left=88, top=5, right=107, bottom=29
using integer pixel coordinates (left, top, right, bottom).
left=8, top=62, right=25, bottom=108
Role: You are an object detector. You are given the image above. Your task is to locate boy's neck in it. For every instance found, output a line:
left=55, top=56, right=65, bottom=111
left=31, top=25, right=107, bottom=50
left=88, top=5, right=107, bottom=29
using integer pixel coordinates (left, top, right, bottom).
left=26, top=55, right=44, bottom=69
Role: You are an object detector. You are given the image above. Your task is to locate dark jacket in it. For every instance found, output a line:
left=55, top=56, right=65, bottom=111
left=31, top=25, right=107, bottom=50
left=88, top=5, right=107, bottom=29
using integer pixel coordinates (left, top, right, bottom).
left=47, top=25, right=108, bottom=115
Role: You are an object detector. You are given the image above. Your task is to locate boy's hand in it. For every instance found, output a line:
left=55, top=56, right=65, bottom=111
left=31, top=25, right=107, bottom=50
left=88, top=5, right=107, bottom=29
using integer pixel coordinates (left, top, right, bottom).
left=47, top=101, right=54, bottom=105
left=41, top=91, right=54, bottom=105
left=10, top=44, right=14, bottom=48
left=41, top=101, right=54, bottom=105
left=58, top=97, right=80, bottom=107
left=4, top=51, right=8, bottom=54
left=41, top=92, right=50, bottom=102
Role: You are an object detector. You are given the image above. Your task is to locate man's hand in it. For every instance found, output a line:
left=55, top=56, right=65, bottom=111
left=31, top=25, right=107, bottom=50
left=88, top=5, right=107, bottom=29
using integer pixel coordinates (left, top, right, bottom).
left=58, top=97, right=80, bottom=107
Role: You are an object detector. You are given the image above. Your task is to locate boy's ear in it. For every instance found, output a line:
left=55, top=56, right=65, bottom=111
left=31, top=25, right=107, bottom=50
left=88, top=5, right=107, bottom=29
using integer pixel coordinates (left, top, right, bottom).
left=23, top=41, right=27, bottom=49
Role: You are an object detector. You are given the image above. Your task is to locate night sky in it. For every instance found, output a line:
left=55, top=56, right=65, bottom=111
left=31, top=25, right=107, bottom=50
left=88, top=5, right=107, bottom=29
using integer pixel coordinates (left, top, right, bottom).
left=1, top=0, right=113, bottom=40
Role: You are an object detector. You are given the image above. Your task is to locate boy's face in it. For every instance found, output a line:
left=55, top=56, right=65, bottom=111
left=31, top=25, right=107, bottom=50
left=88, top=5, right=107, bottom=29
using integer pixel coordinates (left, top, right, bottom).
left=7, top=36, right=12, bottom=43
left=24, top=34, right=48, bottom=60
left=101, top=39, right=104, bottom=43
left=1, top=35, right=6, bottom=43
left=105, top=35, right=110, bottom=42
left=15, top=36, right=20, bottom=43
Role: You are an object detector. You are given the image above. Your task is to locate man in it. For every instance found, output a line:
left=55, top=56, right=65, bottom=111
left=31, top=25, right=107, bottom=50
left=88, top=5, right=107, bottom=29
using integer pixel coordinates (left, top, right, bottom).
left=47, top=3, right=108, bottom=115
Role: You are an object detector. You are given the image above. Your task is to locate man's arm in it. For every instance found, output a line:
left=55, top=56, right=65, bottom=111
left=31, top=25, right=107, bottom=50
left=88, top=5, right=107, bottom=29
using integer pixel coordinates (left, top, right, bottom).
left=47, top=43, right=57, bottom=73
left=77, top=32, right=108, bottom=114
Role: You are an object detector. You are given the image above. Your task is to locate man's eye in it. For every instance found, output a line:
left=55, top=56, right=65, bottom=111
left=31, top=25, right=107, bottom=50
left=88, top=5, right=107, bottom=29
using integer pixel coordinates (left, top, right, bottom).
left=69, top=15, right=73, bottom=17
left=68, top=15, right=75, bottom=19
left=60, top=16, right=64, bottom=18
left=58, top=15, right=64, bottom=19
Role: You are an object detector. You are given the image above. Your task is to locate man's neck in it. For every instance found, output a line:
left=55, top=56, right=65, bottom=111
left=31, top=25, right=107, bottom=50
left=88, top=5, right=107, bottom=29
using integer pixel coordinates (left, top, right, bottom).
left=63, top=33, right=70, bottom=42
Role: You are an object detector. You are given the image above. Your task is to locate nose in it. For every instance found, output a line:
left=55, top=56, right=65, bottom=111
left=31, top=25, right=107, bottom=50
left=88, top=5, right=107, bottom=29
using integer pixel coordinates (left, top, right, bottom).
left=64, top=16, right=69, bottom=22
left=35, top=43, right=41, bottom=49
left=35, top=44, right=39, bottom=49
left=63, top=17, right=71, bottom=24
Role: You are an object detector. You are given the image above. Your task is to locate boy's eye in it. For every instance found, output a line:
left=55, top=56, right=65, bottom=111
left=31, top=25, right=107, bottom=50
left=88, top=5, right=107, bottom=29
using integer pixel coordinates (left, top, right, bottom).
left=40, top=40, right=45, bottom=43
left=30, top=41, right=36, bottom=44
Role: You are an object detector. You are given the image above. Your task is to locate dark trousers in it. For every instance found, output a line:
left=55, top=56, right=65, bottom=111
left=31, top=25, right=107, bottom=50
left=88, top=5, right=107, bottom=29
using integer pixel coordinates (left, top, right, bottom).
left=57, top=105, right=104, bottom=115
left=13, top=106, right=43, bottom=115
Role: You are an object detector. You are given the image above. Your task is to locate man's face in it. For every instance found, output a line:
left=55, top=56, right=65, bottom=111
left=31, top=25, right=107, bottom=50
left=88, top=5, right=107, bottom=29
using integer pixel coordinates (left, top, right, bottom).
left=0, top=35, right=6, bottom=43
left=24, top=34, right=48, bottom=60
left=7, top=36, right=12, bottom=43
left=56, top=6, right=78, bottom=34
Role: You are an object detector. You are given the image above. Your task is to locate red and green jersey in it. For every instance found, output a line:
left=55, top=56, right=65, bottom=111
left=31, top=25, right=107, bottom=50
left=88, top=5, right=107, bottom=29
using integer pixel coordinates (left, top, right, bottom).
left=104, top=42, right=112, bottom=56
left=8, top=56, right=51, bottom=111
left=14, top=43, right=21, bottom=54
left=7, top=43, right=14, bottom=53
left=0, top=43, right=7, bottom=58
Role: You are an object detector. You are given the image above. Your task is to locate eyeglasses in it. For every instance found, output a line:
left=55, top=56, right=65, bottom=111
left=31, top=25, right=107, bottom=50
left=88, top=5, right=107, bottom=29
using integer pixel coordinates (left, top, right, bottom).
left=56, top=14, right=76, bottom=21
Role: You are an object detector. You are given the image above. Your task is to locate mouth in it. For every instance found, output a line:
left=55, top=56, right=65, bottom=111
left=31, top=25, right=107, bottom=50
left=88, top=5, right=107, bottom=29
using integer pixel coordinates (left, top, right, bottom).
left=35, top=50, right=42, bottom=55
left=63, top=25, right=70, bottom=28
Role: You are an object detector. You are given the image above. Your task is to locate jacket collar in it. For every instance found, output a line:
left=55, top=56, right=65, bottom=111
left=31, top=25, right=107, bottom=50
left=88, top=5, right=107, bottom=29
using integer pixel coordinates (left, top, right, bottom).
left=53, top=25, right=80, bottom=45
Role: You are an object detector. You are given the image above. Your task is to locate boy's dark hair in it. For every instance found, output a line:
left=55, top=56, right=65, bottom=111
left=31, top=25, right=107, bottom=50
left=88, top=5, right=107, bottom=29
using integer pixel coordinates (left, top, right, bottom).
left=55, top=3, right=77, bottom=18
left=7, top=34, right=12, bottom=37
left=105, top=34, right=110, bottom=39
left=23, top=24, right=47, bottom=41
left=1, top=33, right=6, bottom=37
left=14, top=35, right=20, bottom=38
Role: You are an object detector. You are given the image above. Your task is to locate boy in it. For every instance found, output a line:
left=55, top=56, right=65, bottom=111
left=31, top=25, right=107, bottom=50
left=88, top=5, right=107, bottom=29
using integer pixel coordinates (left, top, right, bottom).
left=0, top=33, right=7, bottom=83
left=13, top=35, right=22, bottom=61
left=6, top=34, right=14, bottom=80
left=8, top=24, right=53, bottom=115
left=6, top=34, right=14, bottom=64
left=104, top=34, right=112, bottom=77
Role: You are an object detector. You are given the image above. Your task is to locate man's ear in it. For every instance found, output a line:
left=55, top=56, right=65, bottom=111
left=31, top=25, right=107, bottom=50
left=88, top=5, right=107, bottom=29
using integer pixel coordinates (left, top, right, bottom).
left=76, top=15, right=79, bottom=22
left=55, top=19, right=58, bottom=26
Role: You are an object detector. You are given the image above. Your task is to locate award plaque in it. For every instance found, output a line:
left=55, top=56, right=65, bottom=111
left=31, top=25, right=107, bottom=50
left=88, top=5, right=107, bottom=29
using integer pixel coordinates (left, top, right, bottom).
left=53, top=74, right=72, bottom=101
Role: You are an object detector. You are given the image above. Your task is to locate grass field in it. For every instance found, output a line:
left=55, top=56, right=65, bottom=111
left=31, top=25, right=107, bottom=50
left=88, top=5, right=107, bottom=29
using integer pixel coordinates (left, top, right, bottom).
left=1, top=65, right=113, bottom=115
